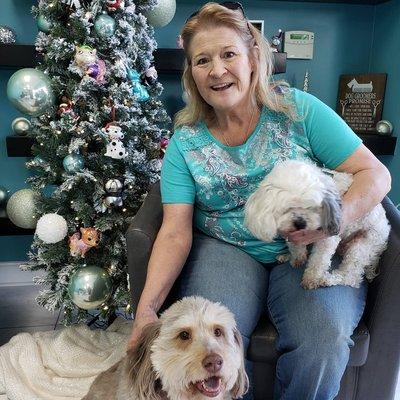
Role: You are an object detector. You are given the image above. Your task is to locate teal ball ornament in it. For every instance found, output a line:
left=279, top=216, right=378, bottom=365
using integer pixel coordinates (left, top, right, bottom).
left=63, top=153, right=84, bottom=173
left=68, top=266, right=113, bottom=310
left=94, top=14, right=116, bottom=38
left=144, top=0, right=176, bottom=27
left=6, top=189, right=38, bottom=229
left=37, top=14, right=53, bottom=33
left=11, top=117, right=31, bottom=136
left=0, top=186, right=9, bottom=208
left=7, top=68, right=55, bottom=117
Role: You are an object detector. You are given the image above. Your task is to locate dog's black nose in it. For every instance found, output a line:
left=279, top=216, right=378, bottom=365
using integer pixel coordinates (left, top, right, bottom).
left=202, top=353, right=223, bottom=373
left=294, top=217, right=307, bottom=230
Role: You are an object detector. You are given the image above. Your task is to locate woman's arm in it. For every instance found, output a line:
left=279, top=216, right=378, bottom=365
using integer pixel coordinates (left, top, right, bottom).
left=136, top=203, right=193, bottom=314
left=128, top=203, right=193, bottom=348
left=335, top=144, right=391, bottom=227
left=287, top=144, right=391, bottom=245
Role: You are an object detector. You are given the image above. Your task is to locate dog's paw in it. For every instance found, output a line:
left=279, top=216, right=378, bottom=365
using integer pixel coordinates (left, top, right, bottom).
left=301, top=270, right=337, bottom=290
left=290, top=254, right=308, bottom=268
left=330, top=270, right=362, bottom=288
left=276, top=253, right=291, bottom=264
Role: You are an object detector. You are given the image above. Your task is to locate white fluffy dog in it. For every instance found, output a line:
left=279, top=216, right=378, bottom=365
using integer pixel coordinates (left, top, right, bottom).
left=82, top=296, right=248, bottom=400
left=244, top=159, right=390, bottom=289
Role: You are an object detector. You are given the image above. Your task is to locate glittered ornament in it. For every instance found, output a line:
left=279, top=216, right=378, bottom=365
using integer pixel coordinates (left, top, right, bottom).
left=144, top=0, right=176, bottom=28
left=0, top=26, right=16, bottom=44
left=35, top=213, right=68, bottom=244
left=94, top=14, right=116, bottom=38
left=68, top=266, right=112, bottom=310
left=7, top=68, right=55, bottom=117
left=6, top=189, right=38, bottom=229
left=63, top=153, right=84, bottom=173
left=127, top=69, right=149, bottom=102
left=0, top=186, right=9, bottom=208
left=11, top=117, right=31, bottom=136
left=37, top=14, right=53, bottom=33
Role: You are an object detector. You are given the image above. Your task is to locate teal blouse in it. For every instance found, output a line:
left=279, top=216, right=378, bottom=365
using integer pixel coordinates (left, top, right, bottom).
left=160, top=88, right=362, bottom=263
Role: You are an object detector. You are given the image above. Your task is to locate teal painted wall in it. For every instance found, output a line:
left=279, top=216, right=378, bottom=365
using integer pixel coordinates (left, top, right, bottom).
left=0, top=0, right=398, bottom=261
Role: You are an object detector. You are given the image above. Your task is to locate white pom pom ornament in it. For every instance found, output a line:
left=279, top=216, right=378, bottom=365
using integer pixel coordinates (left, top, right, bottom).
left=35, top=213, right=68, bottom=244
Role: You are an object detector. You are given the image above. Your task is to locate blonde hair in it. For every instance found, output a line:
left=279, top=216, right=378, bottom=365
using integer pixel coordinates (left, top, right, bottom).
left=174, top=2, right=298, bottom=129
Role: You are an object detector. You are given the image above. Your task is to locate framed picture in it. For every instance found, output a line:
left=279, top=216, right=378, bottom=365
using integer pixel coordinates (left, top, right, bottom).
left=249, top=20, right=264, bottom=36
left=337, top=73, right=387, bottom=134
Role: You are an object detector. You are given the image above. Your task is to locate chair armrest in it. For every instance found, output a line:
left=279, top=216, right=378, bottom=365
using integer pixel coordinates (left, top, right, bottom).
left=126, top=181, right=163, bottom=314
left=356, top=196, right=400, bottom=399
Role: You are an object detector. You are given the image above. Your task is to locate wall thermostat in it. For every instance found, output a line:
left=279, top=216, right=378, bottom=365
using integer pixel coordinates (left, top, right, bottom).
left=284, top=31, right=314, bottom=60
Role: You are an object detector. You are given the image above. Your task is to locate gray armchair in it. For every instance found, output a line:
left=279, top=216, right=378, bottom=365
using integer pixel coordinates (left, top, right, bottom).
left=126, top=181, right=400, bottom=400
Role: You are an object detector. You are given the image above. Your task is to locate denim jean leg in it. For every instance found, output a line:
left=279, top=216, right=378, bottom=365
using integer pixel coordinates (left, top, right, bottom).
left=267, top=262, right=368, bottom=400
left=176, top=230, right=269, bottom=400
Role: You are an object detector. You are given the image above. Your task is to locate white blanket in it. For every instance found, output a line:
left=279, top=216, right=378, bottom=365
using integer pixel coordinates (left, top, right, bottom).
left=0, top=318, right=132, bottom=400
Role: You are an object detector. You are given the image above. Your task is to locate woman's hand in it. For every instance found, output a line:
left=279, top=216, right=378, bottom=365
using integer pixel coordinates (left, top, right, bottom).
left=127, top=308, right=158, bottom=350
left=286, top=229, right=329, bottom=246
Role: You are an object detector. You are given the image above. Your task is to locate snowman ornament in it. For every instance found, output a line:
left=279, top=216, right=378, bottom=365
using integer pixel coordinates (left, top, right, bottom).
left=103, top=123, right=128, bottom=159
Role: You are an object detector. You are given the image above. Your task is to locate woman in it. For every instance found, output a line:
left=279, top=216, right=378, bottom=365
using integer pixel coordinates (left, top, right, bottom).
left=128, top=2, right=391, bottom=399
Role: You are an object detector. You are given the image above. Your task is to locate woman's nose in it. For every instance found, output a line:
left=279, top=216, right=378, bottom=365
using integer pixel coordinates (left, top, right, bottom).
left=209, top=60, right=227, bottom=78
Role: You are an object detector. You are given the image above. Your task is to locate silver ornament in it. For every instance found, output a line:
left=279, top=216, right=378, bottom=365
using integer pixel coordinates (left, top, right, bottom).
left=0, top=186, right=9, bottom=208
left=103, top=196, right=123, bottom=208
left=68, top=266, right=112, bottom=310
left=6, top=189, right=38, bottom=229
left=144, top=0, right=176, bottom=28
left=376, top=120, right=393, bottom=136
left=35, top=213, right=68, bottom=244
left=0, top=26, right=16, bottom=44
left=11, top=117, right=31, bottom=136
left=105, top=179, right=123, bottom=193
left=7, top=68, right=55, bottom=117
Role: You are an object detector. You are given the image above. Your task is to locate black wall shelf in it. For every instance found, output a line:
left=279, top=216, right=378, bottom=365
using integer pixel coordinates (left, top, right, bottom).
left=0, top=210, right=35, bottom=236
left=5, top=133, right=397, bottom=157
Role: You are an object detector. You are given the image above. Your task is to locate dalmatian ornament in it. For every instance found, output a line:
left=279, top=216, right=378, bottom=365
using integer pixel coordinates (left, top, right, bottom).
left=103, top=123, right=128, bottom=159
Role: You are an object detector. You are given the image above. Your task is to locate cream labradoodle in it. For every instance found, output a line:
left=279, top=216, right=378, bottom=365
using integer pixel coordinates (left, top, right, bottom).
left=82, top=296, right=248, bottom=400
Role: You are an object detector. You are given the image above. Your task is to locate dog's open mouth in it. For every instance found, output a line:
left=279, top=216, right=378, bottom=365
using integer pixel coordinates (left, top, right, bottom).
left=194, top=376, right=222, bottom=397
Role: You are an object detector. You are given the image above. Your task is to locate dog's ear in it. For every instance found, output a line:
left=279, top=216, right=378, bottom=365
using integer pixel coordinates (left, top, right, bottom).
left=244, top=184, right=279, bottom=242
left=321, top=189, right=342, bottom=236
left=127, top=321, right=162, bottom=400
left=230, top=328, right=249, bottom=399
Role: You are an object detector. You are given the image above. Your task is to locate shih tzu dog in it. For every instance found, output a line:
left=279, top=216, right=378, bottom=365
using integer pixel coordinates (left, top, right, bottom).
left=244, top=159, right=390, bottom=289
left=82, top=296, right=248, bottom=400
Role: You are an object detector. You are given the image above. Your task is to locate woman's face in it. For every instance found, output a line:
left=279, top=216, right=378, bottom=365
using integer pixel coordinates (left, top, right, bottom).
left=189, top=25, right=254, bottom=113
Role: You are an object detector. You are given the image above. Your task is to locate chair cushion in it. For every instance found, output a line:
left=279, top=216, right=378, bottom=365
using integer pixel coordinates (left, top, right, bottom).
left=247, top=314, right=370, bottom=367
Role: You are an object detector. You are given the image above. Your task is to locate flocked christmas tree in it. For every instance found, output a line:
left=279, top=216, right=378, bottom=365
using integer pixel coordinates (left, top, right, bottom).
left=16, top=0, right=171, bottom=324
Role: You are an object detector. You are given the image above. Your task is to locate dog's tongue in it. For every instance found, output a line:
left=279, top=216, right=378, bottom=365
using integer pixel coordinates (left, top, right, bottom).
left=195, top=377, right=222, bottom=397
left=204, top=377, right=220, bottom=389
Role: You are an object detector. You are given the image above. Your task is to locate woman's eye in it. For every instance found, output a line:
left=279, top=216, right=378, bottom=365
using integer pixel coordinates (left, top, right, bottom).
left=196, top=58, right=208, bottom=65
left=224, top=51, right=235, bottom=58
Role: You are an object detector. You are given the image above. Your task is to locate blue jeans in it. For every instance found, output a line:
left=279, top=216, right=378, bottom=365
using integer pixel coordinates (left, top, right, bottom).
left=176, top=230, right=367, bottom=400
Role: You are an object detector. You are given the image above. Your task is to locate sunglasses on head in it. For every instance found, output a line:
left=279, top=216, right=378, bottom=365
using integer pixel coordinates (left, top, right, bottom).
left=186, top=1, right=247, bottom=23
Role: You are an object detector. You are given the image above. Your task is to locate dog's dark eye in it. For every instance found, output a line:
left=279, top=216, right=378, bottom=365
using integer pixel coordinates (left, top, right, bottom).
left=214, top=328, right=222, bottom=337
left=179, top=331, right=191, bottom=340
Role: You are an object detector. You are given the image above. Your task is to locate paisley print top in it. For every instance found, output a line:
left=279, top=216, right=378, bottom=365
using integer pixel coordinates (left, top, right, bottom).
left=161, top=88, right=361, bottom=263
